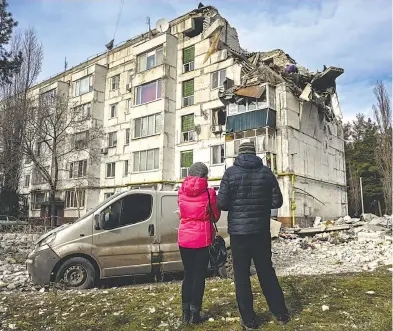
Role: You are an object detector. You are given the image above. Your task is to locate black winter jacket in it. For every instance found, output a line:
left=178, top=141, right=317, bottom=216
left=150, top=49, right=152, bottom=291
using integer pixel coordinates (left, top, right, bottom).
left=217, top=154, right=283, bottom=235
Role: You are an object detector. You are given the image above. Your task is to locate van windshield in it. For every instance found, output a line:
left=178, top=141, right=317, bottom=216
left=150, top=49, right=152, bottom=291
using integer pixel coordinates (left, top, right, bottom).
left=72, top=191, right=124, bottom=223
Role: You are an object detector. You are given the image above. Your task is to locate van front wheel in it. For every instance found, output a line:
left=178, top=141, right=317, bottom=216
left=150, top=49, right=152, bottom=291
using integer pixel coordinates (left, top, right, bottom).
left=55, top=257, right=95, bottom=289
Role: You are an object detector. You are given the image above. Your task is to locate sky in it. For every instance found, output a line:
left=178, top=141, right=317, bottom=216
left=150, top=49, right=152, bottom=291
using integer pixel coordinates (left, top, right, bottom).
left=8, top=0, right=392, bottom=122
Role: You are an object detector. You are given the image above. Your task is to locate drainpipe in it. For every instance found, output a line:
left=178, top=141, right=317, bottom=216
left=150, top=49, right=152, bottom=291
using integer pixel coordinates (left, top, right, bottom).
left=291, top=174, right=296, bottom=227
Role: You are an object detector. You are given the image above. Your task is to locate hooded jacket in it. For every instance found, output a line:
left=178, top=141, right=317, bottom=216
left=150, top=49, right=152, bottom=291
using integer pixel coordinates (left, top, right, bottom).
left=178, top=176, right=221, bottom=248
left=217, top=154, right=283, bottom=235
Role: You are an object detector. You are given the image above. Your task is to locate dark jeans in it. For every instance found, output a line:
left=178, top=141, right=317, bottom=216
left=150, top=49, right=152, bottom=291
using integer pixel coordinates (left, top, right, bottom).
left=179, top=246, right=209, bottom=309
left=231, top=233, right=288, bottom=324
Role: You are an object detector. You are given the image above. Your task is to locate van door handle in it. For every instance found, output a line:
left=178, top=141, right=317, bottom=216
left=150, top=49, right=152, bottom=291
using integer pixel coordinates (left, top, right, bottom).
left=148, top=224, right=155, bottom=236
left=80, top=234, right=85, bottom=237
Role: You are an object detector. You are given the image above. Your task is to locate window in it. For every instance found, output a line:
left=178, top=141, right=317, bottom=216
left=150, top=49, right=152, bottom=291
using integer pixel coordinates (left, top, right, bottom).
left=227, top=92, right=268, bottom=116
left=211, top=69, right=226, bottom=89
left=73, top=131, right=89, bottom=150
left=65, top=190, right=85, bottom=209
left=180, top=150, right=193, bottom=178
left=32, top=192, right=46, bottom=210
left=126, top=99, right=132, bottom=114
left=182, top=79, right=194, bottom=107
left=104, top=192, right=114, bottom=199
left=100, top=194, right=153, bottom=230
left=69, top=160, right=87, bottom=178
left=125, top=129, right=130, bottom=145
left=133, top=148, right=159, bottom=172
left=134, top=114, right=162, bottom=138
left=74, top=103, right=91, bottom=121
left=40, top=89, right=57, bottom=107
left=212, top=107, right=227, bottom=126
left=35, top=142, right=42, bottom=156
left=108, top=132, right=117, bottom=148
left=181, top=114, right=195, bottom=143
left=183, top=45, right=195, bottom=73
left=24, top=175, right=30, bottom=187
left=111, top=75, right=120, bottom=90
left=110, top=103, right=118, bottom=118
left=123, top=160, right=129, bottom=177
left=138, top=46, right=163, bottom=72
left=106, top=162, right=116, bottom=178
left=32, top=167, right=48, bottom=185
left=135, top=80, right=162, bottom=105
left=74, top=75, right=93, bottom=97
left=211, top=145, right=225, bottom=165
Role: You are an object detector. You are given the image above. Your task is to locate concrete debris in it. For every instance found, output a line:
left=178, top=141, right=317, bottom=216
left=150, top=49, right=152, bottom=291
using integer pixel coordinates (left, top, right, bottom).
left=270, top=219, right=282, bottom=238
left=218, top=48, right=344, bottom=123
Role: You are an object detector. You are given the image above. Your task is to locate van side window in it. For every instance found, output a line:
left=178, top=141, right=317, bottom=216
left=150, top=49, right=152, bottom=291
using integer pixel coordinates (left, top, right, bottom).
left=120, top=193, right=153, bottom=227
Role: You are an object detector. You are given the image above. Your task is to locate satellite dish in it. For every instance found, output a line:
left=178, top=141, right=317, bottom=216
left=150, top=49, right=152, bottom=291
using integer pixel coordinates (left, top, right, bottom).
left=105, top=39, right=114, bottom=50
left=156, top=18, right=169, bottom=33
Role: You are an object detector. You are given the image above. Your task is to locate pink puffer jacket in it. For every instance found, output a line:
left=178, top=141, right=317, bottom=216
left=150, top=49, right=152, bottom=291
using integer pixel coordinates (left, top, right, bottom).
left=178, top=176, right=221, bottom=249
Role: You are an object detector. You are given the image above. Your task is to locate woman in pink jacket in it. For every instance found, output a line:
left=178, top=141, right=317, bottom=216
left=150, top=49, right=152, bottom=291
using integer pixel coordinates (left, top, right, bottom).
left=178, top=162, right=221, bottom=324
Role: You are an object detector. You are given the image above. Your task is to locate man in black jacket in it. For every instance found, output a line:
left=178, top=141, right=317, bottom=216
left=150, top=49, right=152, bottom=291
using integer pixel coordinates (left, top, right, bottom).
left=218, top=142, right=289, bottom=330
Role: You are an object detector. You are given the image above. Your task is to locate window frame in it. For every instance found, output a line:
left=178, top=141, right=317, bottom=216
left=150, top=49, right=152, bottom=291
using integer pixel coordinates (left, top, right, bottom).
left=180, top=114, right=195, bottom=143
left=111, top=75, right=120, bottom=91
left=123, top=160, right=129, bottom=177
left=65, top=190, right=86, bottom=209
left=74, top=130, right=89, bottom=150
left=106, top=162, right=116, bottom=178
left=24, top=175, right=30, bottom=187
left=110, top=103, right=118, bottom=119
left=133, top=148, right=160, bottom=173
left=135, top=80, right=162, bottom=105
left=180, top=150, right=193, bottom=178
left=125, top=128, right=130, bottom=145
left=211, top=69, right=227, bottom=90
left=74, top=75, right=93, bottom=97
left=183, top=45, right=195, bottom=73
left=137, top=46, right=163, bottom=73
left=31, top=191, right=47, bottom=210
left=69, top=159, right=88, bottom=179
left=133, top=113, right=162, bottom=139
left=108, top=131, right=118, bottom=148
left=211, top=144, right=225, bottom=165
left=182, top=79, right=194, bottom=107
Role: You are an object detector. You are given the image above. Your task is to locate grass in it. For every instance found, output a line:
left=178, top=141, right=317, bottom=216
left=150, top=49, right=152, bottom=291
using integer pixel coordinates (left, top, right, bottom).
left=1, top=268, right=392, bottom=331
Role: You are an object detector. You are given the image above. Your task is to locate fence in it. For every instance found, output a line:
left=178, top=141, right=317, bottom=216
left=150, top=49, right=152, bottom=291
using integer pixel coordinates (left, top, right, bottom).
left=0, top=224, right=55, bottom=234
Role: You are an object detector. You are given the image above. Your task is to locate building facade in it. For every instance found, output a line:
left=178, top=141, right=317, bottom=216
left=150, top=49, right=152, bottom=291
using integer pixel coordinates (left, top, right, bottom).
left=17, top=5, right=347, bottom=227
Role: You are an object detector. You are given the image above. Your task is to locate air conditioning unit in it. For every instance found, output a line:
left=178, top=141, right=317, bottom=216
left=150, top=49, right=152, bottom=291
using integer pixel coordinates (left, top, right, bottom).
left=126, top=83, right=132, bottom=92
left=100, top=147, right=108, bottom=155
left=211, top=125, right=222, bottom=134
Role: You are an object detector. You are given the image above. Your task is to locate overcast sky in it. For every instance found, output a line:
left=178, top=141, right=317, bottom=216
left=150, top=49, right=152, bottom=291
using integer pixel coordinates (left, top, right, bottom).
left=9, top=0, right=392, bottom=122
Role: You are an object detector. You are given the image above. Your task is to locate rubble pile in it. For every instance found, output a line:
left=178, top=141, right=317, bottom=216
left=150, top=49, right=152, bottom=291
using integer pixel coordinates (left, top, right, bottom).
left=273, top=214, right=392, bottom=276
left=0, top=233, right=39, bottom=291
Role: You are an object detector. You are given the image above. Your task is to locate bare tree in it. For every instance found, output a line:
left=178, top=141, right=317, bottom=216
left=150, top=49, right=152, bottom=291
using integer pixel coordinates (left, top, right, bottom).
left=373, top=81, right=392, bottom=214
left=348, top=164, right=361, bottom=216
left=0, top=27, right=42, bottom=216
left=21, top=91, right=103, bottom=226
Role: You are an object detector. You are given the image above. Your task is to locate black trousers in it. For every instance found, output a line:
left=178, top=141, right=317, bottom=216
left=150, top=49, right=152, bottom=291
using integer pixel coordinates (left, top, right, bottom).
left=231, top=233, right=288, bottom=324
left=179, top=246, right=209, bottom=309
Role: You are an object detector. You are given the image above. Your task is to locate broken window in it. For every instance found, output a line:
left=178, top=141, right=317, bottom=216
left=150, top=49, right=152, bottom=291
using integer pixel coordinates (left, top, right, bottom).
left=181, top=114, right=195, bottom=142
left=106, top=162, right=116, bottom=178
left=183, top=45, right=195, bottom=73
left=212, top=108, right=227, bottom=126
left=227, top=93, right=268, bottom=116
left=125, top=128, right=130, bottom=145
left=65, top=190, right=85, bottom=209
left=182, top=79, right=194, bottom=107
left=135, top=79, right=162, bottom=105
left=111, top=75, right=120, bottom=90
left=138, top=46, right=163, bottom=72
left=31, top=192, right=47, bottom=210
left=133, top=148, right=159, bottom=172
left=74, top=75, right=93, bottom=97
left=74, top=103, right=91, bottom=121
left=108, top=132, right=117, bottom=148
left=211, top=69, right=226, bottom=89
left=180, top=150, right=193, bottom=178
left=74, top=131, right=89, bottom=150
left=123, top=160, right=129, bottom=177
left=211, top=145, right=225, bottom=165
left=40, top=89, right=57, bottom=107
left=69, top=160, right=87, bottom=178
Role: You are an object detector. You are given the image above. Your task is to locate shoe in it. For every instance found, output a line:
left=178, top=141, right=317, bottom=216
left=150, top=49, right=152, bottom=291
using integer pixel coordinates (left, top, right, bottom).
left=189, top=305, right=207, bottom=324
left=181, top=303, right=190, bottom=324
left=276, top=313, right=290, bottom=325
left=241, top=320, right=259, bottom=330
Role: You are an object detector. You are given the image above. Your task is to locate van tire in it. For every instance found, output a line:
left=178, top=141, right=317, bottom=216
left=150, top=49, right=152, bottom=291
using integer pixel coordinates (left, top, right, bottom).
left=55, top=257, right=95, bottom=289
left=217, top=249, right=256, bottom=279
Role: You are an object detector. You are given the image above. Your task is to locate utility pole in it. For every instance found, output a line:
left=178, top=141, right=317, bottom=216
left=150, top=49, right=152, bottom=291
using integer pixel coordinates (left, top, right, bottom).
left=360, top=177, right=364, bottom=215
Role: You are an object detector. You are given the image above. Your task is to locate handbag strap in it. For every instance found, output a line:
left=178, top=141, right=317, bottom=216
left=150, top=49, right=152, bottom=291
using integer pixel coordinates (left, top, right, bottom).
left=207, top=189, right=219, bottom=233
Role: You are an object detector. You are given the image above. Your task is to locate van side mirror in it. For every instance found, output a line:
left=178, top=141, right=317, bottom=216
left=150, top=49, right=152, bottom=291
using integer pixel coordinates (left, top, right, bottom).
left=94, top=214, right=100, bottom=230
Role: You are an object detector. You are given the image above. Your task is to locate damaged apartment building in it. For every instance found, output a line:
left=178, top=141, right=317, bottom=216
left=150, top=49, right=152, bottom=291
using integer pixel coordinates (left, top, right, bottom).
left=17, top=4, right=347, bottom=227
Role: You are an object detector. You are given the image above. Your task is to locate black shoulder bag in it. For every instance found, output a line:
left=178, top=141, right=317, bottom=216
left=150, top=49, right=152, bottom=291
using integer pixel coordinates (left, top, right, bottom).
left=207, top=190, right=227, bottom=270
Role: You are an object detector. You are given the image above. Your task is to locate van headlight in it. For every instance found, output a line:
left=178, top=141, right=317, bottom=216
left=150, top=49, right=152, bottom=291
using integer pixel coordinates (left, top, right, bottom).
left=38, top=233, right=56, bottom=247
